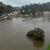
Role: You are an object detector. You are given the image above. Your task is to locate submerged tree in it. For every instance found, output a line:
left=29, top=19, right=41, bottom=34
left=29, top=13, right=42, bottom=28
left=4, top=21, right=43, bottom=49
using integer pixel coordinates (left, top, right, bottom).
left=27, top=28, right=45, bottom=41
left=27, top=28, right=45, bottom=50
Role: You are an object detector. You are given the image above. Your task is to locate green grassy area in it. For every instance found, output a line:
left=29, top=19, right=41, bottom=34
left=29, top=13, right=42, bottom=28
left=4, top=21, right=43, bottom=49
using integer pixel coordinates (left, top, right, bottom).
left=46, top=44, right=50, bottom=50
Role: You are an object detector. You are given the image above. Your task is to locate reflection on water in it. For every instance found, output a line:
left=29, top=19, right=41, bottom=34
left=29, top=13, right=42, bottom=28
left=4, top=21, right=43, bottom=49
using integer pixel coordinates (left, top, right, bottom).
left=33, top=41, right=44, bottom=50
left=27, top=34, right=44, bottom=50
left=0, top=16, right=12, bottom=22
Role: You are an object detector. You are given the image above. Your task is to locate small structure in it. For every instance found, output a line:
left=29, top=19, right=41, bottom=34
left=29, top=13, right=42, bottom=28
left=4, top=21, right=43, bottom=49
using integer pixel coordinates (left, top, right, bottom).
left=8, top=11, right=17, bottom=16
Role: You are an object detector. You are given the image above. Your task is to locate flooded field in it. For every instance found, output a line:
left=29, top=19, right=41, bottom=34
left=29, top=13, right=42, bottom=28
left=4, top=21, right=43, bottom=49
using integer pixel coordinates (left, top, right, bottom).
left=0, top=17, right=50, bottom=50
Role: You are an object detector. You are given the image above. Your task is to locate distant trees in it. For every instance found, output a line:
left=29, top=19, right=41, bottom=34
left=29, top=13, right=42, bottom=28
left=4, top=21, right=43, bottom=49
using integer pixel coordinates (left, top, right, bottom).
left=20, top=2, right=50, bottom=17
left=20, top=5, right=30, bottom=15
left=0, top=2, right=16, bottom=16
left=5, top=5, right=14, bottom=13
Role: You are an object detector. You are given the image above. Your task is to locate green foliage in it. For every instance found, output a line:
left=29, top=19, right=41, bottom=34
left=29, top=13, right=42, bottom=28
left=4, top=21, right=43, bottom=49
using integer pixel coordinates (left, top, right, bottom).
left=20, top=2, right=50, bottom=16
left=46, top=44, right=50, bottom=50
left=27, top=28, right=45, bottom=41
left=0, top=2, right=16, bottom=15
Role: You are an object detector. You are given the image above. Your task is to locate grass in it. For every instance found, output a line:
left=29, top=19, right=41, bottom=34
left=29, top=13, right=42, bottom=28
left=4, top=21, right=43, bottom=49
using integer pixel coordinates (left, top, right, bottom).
left=46, top=44, right=50, bottom=50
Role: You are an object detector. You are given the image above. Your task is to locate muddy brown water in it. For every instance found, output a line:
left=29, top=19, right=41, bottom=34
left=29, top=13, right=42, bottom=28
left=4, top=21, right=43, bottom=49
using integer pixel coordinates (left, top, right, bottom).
left=0, top=17, right=50, bottom=50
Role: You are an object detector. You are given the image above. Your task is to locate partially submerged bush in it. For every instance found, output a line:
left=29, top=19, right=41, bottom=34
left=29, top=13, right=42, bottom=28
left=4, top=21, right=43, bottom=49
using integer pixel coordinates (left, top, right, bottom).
left=27, top=28, right=45, bottom=41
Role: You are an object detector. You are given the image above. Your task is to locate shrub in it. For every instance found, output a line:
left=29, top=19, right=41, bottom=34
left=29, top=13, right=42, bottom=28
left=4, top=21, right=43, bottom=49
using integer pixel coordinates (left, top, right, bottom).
left=27, top=28, right=45, bottom=41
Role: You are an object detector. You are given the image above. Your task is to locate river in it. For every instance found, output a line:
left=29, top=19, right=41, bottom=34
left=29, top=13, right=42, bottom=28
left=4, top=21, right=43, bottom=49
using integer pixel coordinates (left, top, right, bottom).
left=0, top=17, right=50, bottom=50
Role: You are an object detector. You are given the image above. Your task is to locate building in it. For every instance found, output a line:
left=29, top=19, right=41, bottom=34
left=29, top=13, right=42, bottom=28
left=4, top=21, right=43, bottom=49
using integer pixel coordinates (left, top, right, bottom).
left=8, top=11, right=17, bottom=16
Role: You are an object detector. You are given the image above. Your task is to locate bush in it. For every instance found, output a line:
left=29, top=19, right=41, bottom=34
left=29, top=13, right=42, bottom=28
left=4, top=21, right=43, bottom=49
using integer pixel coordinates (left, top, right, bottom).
left=27, top=28, right=45, bottom=41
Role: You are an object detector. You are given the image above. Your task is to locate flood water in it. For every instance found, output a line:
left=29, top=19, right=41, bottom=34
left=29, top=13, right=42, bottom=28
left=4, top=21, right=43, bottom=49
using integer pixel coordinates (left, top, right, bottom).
left=0, top=17, right=50, bottom=50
